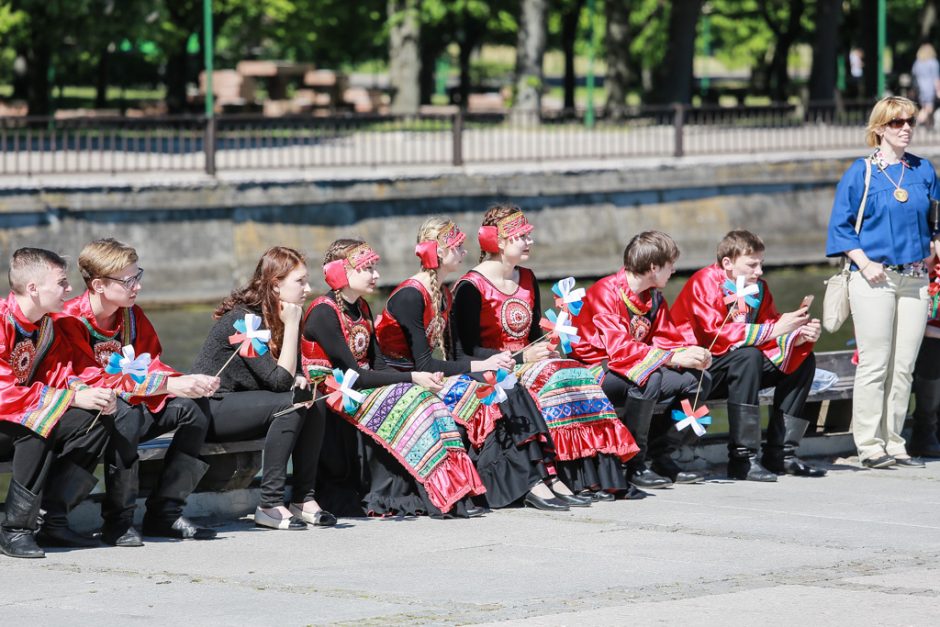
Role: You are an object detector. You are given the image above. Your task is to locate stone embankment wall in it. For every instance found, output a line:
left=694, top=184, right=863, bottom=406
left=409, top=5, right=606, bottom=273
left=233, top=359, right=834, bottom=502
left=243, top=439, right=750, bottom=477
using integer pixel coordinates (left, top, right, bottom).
left=0, top=152, right=917, bottom=303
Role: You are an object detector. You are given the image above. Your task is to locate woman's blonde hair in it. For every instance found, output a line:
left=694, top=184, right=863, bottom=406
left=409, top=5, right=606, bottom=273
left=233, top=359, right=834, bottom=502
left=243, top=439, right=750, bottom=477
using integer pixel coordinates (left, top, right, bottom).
left=917, top=43, right=937, bottom=61
left=865, top=96, right=917, bottom=147
left=416, top=217, right=455, bottom=359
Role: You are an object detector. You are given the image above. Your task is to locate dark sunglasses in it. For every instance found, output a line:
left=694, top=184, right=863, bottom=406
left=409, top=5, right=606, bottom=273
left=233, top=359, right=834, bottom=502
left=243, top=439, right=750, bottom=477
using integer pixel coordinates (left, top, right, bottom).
left=886, top=117, right=916, bottom=129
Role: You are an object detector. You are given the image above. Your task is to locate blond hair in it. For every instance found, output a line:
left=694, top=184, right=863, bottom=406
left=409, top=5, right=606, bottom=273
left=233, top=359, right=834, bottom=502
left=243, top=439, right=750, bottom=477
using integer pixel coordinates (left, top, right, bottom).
left=416, top=217, right=455, bottom=359
left=865, top=96, right=917, bottom=147
left=917, top=43, right=937, bottom=61
left=78, top=238, right=138, bottom=288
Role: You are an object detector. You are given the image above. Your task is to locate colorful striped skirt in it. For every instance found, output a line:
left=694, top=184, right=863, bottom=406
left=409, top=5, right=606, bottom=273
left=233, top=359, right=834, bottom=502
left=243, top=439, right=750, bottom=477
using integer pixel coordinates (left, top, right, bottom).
left=515, top=359, right=639, bottom=462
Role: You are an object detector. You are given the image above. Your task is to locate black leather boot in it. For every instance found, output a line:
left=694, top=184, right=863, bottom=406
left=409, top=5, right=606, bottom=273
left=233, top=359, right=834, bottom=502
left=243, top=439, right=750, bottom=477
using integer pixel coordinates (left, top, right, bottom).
left=0, top=480, right=45, bottom=558
left=763, top=414, right=827, bottom=477
left=100, top=462, right=143, bottom=547
left=651, top=425, right=705, bottom=484
left=142, top=452, right=216, bottom=540
left=622, top=397, right=673, bottom=489
left=910, top=377, right=940, bottom=458
left=36, top=461, right=100, bottom=548
left=727, top=403, right=776, bottom=482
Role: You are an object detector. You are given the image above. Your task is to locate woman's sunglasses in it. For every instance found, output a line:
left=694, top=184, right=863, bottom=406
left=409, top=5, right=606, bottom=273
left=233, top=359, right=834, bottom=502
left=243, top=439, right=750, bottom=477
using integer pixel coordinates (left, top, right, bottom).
left=886, top=117, right=916, bottom=129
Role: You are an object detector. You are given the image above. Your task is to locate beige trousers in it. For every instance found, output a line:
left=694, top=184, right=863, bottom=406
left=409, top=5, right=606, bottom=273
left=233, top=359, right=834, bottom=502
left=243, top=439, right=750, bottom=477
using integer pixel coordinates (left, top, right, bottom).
left=848, top=269, right=929, bottom=461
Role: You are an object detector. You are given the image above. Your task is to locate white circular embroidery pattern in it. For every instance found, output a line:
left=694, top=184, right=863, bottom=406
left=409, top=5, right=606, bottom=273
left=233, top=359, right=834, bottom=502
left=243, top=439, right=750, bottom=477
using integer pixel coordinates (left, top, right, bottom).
left=501, top=297, right=532, bottom=339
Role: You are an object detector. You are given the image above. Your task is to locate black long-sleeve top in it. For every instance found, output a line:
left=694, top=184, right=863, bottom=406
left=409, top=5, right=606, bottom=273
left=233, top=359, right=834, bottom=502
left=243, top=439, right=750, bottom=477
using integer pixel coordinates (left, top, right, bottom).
left=303, top=293, right=410, bottom=389
left=385, top=285, right=473, bottom=377
left=452, top=274, right=543, bottom=364
left=191, top=306, right=295, bottom=395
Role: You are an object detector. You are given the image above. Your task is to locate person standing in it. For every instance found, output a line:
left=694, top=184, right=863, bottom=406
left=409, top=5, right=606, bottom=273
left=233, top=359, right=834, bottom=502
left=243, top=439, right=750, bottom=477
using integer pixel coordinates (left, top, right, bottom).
left=826, top=95, right=940, bottom=469
left=912, top=44, right=940, bottom=128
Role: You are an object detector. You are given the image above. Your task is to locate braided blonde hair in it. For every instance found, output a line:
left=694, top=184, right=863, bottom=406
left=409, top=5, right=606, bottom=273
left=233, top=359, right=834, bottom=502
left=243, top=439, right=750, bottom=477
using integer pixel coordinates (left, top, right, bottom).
left=416, top=217, right=454, bottom=360
left=479, top=203, right=523, bottom=263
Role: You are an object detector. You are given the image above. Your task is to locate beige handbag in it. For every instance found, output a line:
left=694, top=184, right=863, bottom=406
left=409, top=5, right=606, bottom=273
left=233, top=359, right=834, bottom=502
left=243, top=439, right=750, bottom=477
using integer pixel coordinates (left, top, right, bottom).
left=822, top=158, right=871, bottom=333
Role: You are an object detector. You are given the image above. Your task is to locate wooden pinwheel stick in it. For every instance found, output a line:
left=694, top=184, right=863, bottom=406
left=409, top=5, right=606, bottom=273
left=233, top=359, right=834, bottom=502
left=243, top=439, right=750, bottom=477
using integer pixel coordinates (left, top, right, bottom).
left=84, top=408, right=104, bottom=434
left=690, top=306, right=736, bottom=412
left=214, top=349, right=241, bottom=378
left=272, top=388, right=320, bottom=418
left=510, top=333, right=554, bottom=358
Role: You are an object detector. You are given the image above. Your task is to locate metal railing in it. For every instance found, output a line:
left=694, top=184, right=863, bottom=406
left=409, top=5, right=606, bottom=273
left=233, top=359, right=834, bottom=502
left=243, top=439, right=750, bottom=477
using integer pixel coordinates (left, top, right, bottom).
left=0, top=100, right=920, bottom=176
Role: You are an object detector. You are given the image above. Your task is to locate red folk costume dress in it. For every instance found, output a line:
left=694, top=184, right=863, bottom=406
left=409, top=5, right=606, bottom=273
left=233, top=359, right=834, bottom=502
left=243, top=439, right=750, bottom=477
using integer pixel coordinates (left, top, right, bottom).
left=454, top=267, right=637, bottom=468
left=572, top=268, right=692, bottom=385
left=302, top=243, right=484, bottom=515
left=59, top=291, right=178, bottom=411
left=376, top=278, right=502, bottom=448
left=0, top=293, right=81, bottom=437
left=670, top=264, right=813, bottom=373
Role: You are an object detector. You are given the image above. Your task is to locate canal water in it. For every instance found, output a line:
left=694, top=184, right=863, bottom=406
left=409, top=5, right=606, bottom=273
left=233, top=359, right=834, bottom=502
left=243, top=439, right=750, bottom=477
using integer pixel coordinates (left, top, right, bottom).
left=148, top=265, right=856, bottom=370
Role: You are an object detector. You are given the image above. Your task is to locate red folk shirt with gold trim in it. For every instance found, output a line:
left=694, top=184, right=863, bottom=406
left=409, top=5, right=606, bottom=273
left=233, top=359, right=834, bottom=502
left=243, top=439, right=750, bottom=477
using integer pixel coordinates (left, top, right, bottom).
left=571, top=269, right=693, bottom=386
left=375, top=278, right=450, bottom=363
left=0, top=292, right=89, bottom=437
left=670, top=264, right=813, bottom=374
left=301, top=295, right=373, bottom=371
left=59, top=291, right=178, bottom=412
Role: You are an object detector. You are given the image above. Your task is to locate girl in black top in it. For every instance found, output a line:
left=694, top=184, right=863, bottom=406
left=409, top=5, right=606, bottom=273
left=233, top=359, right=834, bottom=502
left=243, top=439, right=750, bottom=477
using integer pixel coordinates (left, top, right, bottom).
left=302, top=238, right=485, bottom=517
left=192, top=247, right=333, bottom=530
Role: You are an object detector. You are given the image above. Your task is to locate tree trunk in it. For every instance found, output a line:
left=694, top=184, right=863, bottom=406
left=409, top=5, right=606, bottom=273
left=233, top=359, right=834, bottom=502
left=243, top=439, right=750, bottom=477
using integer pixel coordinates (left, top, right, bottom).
left=809, top=0, right=841, bottom=103
left=921, top=0, right=939, bottom=41
left=513, top=0, right=548, bottom=118
left=26, top=36, right=51, bottom=115
left=651, top=0, right=702, bottom=105
left=165, top=48, right=190, bottom=114
left=860, top=0, right=879, bottom=99
left=605, top=0, right=632, bottom=118
left=766, top=0, right=805, bottom=102
left=561, top=0, right=585, bottom=112
left=388, top=0, right=421, bottom=114
left=95, top=48, right=110, bottom=109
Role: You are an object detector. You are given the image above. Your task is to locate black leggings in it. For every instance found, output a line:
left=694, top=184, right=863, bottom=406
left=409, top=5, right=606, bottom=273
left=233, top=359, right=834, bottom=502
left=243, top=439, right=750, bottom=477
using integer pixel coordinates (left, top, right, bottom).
left=205, top=391, right=324, bottom=508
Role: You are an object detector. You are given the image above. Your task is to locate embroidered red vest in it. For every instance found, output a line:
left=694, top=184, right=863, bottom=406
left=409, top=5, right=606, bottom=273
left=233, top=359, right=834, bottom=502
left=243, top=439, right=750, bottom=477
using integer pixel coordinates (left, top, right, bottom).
left=302, top=295, right=373, bottom=369
left=375, top=279, right=451, bottom=363
left=454, top=267, right=537, bottom=352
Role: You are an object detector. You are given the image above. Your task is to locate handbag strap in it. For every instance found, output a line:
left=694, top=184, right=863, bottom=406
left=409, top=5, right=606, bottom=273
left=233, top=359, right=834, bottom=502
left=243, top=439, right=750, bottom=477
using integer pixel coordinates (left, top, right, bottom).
left=843, top=158, right=872, bottom=272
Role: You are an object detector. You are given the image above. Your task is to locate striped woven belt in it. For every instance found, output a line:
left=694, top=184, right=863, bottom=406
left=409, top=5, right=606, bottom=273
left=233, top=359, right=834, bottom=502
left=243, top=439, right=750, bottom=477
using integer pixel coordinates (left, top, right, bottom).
left=883, top=261, right=927, bottom=278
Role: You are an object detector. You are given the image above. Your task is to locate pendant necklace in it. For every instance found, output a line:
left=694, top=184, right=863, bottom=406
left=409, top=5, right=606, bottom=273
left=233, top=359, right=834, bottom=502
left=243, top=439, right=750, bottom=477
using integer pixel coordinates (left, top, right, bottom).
left=878, top=161, right=908, bottom=202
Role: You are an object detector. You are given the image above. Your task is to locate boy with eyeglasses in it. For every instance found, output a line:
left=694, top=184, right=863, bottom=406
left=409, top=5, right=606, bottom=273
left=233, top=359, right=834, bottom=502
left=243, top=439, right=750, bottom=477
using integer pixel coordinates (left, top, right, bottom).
left=1, top=248, right=115, bottom=558
left=58, top=238, right=220, bottom=545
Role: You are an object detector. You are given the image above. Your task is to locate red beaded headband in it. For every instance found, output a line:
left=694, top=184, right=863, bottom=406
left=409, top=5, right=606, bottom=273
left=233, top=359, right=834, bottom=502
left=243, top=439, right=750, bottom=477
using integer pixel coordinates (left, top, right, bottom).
left=478, top=211, right=533, bottom=253
left=323, top=243, right=381, bottom=289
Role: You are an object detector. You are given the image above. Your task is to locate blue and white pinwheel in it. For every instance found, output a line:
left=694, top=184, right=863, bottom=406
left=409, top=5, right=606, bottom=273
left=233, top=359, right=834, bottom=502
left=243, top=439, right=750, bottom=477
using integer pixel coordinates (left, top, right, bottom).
left=228, top=313, right=272, bottom=357
left=105, top=345, right=151, bottom=386
left=552, top=277, right=585, bottom=317
left=325, top=368, right=367, bottom=414
left=474, top=368, right=518, bottom=406
left=723, top=276, right=760, bottom=313
left=539, top=309, right=581, bottom=355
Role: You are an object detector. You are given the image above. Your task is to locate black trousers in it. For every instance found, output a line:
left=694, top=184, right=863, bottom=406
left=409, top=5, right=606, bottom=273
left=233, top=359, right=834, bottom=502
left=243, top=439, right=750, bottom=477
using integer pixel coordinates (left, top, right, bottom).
left=205, top=391, right=324, bottom=508
left=913, top=336, right=940, bottom=435
left=0, top=408, right=110, bottom=495
left=707, top=347, right=816, bottom=447
left=602, top=366, right=711, bottom=461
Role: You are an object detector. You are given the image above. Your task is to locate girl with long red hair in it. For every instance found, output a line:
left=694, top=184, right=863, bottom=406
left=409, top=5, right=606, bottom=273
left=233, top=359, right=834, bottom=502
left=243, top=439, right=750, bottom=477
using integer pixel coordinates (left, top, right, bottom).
left=192, top=247, right=332, bottom=530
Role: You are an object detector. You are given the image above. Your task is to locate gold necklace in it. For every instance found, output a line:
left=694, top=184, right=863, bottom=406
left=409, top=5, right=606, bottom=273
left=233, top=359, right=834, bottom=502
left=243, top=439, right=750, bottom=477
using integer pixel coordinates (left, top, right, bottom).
left=877, top=161, right=908, bottom=202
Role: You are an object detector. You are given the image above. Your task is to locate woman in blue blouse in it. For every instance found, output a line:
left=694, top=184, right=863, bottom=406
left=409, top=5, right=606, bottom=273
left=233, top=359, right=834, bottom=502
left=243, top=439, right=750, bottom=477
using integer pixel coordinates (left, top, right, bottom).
left=827, top=95, right=940, bottom=469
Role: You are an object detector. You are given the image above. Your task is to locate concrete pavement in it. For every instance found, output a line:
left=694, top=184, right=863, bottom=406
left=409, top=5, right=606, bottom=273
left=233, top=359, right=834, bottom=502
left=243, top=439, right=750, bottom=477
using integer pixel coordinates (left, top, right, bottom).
left=3, top=456, right=940, bottom=625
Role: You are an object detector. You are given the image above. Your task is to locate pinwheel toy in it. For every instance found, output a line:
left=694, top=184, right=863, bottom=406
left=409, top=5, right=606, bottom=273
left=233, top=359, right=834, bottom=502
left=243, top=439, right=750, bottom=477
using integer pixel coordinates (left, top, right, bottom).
left=539, top=309, right=580, bottom=355
left=324, top=368, right=367, bottom=414
left=474, top=368, right=518, bottom=406
left=104, top=345, right=152, bottom=391
left=723, top=276, right=760, bottom=313
left=671, top=399, right=712, bottom=437
left=552, top=277, right=585, bottom=317
left=215, top=313, right=272, bottom=377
